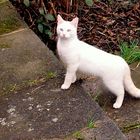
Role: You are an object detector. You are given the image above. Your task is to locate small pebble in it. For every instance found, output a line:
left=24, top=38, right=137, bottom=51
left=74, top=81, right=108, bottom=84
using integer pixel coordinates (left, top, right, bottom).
left=7, top=108, right=16, bottom=114
left=10, top=121, right=16, bottom=125
left=28, top=106, right=33, bottom=110
left=22, top=99, right=27, bottom=101
left=52, top=118, right=58, bottom=123
left=1, top=121, right=7, bottom=126
left=38, top=108, right=43, bottom=112
left=28, top=127, right=34, bottom=132
left=36, top=105, right=42, bottom=108
left=47, top=101, right=52, bottom=106
left=28, top=97, right=34, bottom=101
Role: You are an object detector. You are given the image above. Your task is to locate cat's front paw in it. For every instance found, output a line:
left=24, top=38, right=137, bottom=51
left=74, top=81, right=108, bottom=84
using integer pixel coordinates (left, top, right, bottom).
left=72, top=76, right=76, bottom=83
left=113, top=102, right=122, bottom=109
left=61, top=84, right=70, bottom=90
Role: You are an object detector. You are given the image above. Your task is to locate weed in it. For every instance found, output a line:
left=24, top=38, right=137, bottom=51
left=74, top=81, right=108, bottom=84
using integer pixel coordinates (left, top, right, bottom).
left=122, top=122, right=140, bottom=133
left=119, top=41, right=140, bottom=64
left=73, top=131, right=84, bottom=140
left=0, top=44, right=10, bottom=48
left=87, top=119, right=96, bottom=129
left=85, top=0, right=93, bottom=6
left=45, top=71, right=57, bottom=79
left=28, top=79, right=39, bottom=87
left=93, top=92, right=100, bottom=103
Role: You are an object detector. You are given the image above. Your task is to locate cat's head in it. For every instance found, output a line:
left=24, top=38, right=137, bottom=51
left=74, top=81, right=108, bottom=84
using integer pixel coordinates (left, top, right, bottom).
left=57, top=15, right=79, bottom=39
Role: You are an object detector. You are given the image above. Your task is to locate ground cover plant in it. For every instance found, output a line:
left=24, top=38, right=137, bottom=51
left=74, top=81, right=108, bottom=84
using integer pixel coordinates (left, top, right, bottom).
left=119, top=41, right=140, bottom=64
left=10, top=0, right=140, bottom=59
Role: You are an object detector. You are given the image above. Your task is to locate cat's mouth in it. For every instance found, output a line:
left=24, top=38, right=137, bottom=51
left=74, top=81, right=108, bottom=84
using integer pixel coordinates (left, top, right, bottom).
left=60, top=35, right=69, bottom=39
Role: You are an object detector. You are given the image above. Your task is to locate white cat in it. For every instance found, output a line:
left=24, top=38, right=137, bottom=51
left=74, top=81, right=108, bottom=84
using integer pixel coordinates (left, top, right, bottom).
left=56, top=15, right=140, bottom=108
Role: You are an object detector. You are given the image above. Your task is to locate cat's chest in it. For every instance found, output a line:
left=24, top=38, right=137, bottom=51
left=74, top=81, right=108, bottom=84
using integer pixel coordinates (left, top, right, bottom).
left=57, top=42, right=78, bottom=64
left=57, top=45, right=72, bottom=61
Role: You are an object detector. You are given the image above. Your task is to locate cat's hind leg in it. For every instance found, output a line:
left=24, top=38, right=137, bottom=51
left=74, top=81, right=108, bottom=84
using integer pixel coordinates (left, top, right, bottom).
left=104, top=80, right=125, bottom=109
left=113, top=91, right=124, bottom=108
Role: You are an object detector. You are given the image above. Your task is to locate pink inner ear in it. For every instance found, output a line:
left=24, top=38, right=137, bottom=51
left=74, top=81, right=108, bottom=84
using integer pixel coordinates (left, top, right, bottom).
left=71, top=17, right=79, bottom=27
left=57, top=15, right=64, bottom=24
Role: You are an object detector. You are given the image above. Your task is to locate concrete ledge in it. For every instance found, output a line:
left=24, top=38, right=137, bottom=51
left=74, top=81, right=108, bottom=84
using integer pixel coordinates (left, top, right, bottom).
left=0, top=28, right=63, bottom=95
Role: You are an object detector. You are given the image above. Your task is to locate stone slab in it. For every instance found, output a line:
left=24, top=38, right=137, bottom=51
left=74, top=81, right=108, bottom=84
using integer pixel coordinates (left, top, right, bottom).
left=0, top=29, right=63, bottom=95
left=0, top=78, right=126, bottom=140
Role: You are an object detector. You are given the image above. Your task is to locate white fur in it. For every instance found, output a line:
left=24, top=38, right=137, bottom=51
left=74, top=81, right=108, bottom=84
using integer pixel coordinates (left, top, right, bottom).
left=56, top=15, right=140, bottom=108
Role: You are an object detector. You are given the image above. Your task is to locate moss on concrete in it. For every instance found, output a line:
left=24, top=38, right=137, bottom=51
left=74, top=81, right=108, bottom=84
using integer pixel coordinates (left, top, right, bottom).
left=1, top=72, right=57, bottom=96
left=0, top=1, right=23, bottom=35
left=0, top=0, right=8, bottom=4
left=0, top=15, right=21, bottom=35
left=0, top=43, right=10, bottom=48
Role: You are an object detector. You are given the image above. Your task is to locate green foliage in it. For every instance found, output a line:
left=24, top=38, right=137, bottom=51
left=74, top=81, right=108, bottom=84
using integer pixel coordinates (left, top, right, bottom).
left=85, top=0, right=93, bottom=6
left=122, top=122, right=140, bottom=133
left=119, top=41, right=140, bottom=64
left=45, top=29, right=52, bottom=38
left=46, top=71, right=57, bottom=79
left=0, top=15, right=21, bottom=35
left=93, top=92, right=100, bottom=103
left=39, top=8, right=45, bottom=16
left=73, top=131, right=84, bottom=140
left=23, top=0, right=30, bottom=7
left=46, top=14, right=55, bottom=21
left=37, top=23, right=43, bottom=33
left=23, top=0, right=54, bottom=38
left=0, top=44, right=10, bottom=48
left=87, top=119, right=95, bottom=129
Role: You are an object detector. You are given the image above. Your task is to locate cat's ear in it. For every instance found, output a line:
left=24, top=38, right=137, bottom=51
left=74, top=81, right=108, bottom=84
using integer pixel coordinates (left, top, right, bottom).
left=71, top=17, right=79, bottom=27
left=57, top=15, right=64, bottom=24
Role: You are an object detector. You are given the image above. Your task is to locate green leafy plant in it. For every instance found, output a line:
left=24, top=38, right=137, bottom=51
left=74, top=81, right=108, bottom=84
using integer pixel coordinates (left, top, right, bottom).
left=119, top=41, right=140, bottom=64
left=37, top=8, right=55, bottom=38
left=23, top=0, right=55, bottom=38
left=23, top=0, right=30, bottom=7
left=85, top=0, right=94, bottom=6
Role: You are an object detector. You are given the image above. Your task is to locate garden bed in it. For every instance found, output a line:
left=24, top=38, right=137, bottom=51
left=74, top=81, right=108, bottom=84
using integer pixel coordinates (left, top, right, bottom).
left=10, top=0, right=140, bottom=53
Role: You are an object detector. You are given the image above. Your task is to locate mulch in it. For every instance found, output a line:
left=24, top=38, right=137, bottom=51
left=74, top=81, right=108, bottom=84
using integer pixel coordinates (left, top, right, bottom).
left=10, top=0, right=140, bottom=52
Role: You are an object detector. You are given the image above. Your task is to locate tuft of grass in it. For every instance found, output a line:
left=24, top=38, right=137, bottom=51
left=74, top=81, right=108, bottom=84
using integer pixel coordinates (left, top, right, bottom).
left=122, top=122, right=140, bottom=133
left=0, top=43, right=10, bottom=48
left=87, top=119, right=96, bottom=129
left=46, top=71, right=57, bottom=79
left=119, top=41, right=140, bottom=64
left=93, top=92, right=100, bottom=103
left=73, top=131, right=84, bottom=140
left=1, top=71, right=57, bottom=96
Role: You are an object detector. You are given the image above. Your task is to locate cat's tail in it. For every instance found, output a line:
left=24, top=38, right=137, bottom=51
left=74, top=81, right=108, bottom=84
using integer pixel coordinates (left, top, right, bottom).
left=124, top=68, right=140, bottom=98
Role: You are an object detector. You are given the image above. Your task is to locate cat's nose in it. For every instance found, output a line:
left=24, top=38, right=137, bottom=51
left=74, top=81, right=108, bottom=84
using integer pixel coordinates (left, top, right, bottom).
left=62, top=34, right=66, bottom=37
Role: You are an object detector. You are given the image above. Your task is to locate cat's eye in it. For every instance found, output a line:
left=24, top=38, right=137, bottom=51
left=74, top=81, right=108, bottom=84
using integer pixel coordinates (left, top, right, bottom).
left=67, top=29, right=71, bottom=32
left=60, top=28, right=63, bottom=31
